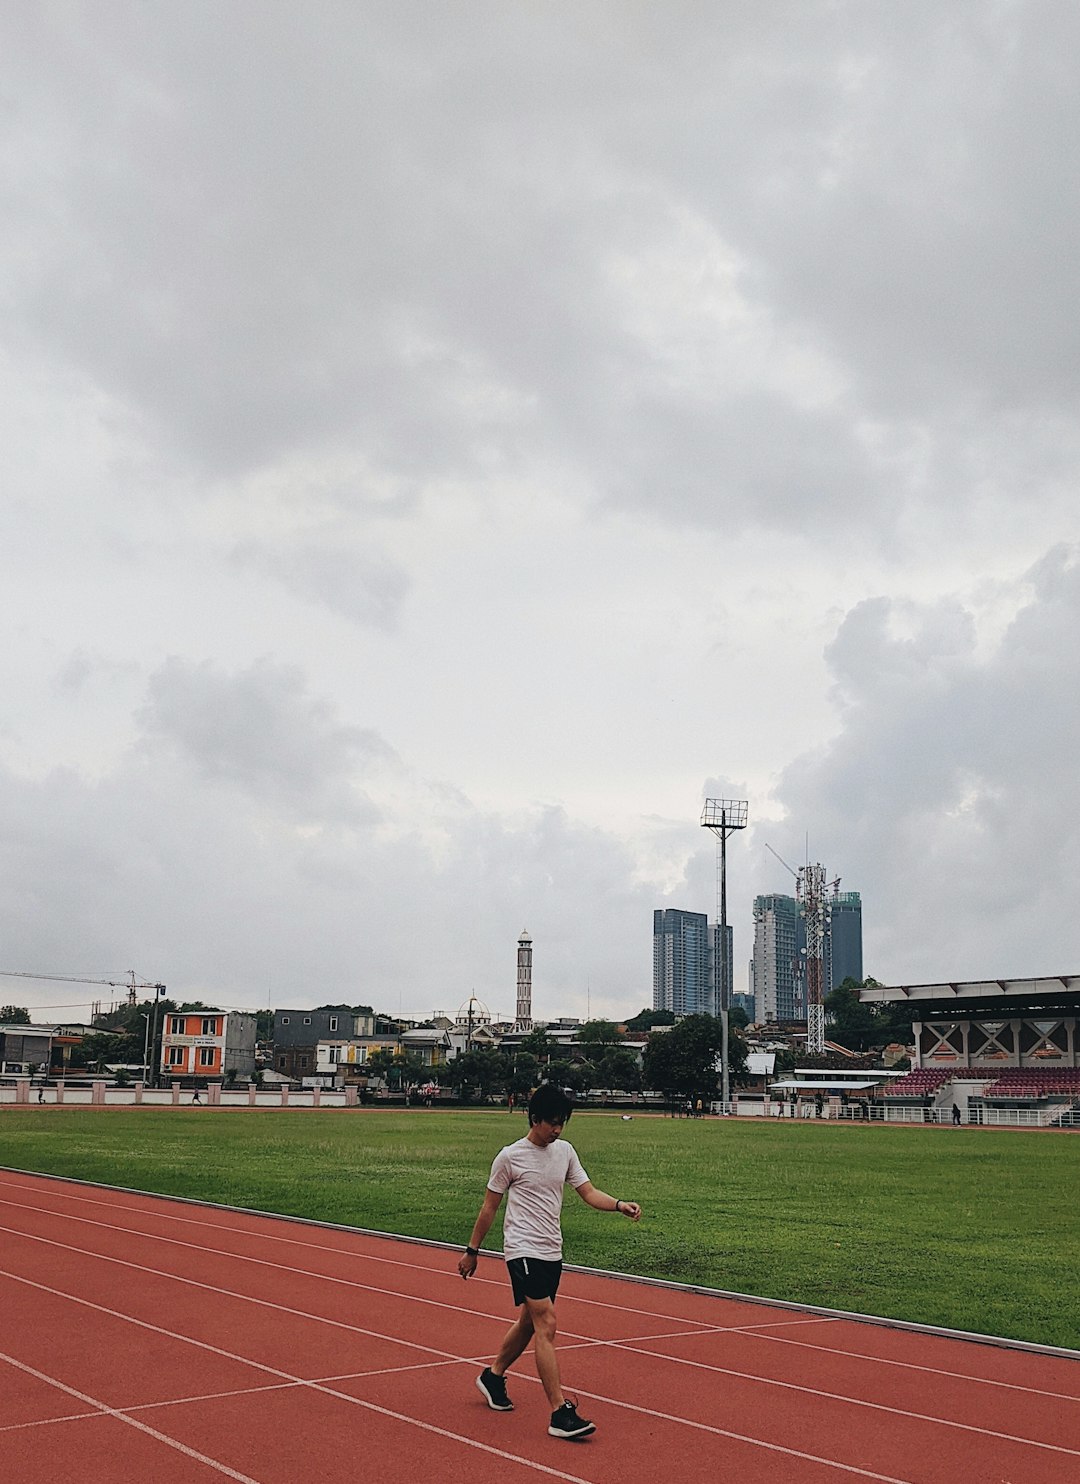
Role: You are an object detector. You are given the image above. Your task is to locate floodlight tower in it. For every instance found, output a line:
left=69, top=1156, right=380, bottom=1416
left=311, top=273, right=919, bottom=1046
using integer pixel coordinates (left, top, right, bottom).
left=798, top=862, right=828, bottom=1054
left=701, top=798, right=748, bottom=1112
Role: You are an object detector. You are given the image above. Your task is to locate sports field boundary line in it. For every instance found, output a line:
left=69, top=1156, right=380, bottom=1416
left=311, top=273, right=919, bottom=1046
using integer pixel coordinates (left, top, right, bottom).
left=3, top=1164, right=1077, bottom=1363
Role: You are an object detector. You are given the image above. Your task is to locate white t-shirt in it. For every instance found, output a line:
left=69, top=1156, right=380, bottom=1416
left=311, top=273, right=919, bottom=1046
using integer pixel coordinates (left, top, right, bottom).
left=487, top=1135, right=590, bottom=1261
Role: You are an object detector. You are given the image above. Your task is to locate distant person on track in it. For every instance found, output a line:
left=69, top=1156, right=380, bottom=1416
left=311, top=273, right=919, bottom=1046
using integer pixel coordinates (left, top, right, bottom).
left=191, top=1087, right=202, bottom=1105
left=458, top=1082, right=641, bottom=1441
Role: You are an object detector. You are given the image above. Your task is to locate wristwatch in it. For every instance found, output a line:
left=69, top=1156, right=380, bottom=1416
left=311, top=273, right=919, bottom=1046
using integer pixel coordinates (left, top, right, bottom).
left=465, top=1245, right=479, bottom=1256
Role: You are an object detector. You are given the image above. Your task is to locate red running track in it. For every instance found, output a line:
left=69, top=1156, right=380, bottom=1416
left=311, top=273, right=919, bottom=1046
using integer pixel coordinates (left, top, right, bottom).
left=0, top=1169, right=1077, bottom=1484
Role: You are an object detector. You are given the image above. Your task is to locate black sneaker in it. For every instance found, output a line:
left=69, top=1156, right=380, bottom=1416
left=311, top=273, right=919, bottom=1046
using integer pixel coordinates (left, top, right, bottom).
left=548, top=1399, right=595, bottom=1439
left=476, top=1368, right=513, bottom=1411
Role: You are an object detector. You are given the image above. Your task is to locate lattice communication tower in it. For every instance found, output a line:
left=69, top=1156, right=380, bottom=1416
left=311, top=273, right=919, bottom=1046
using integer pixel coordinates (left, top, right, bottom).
left=797, top=863, right=828, bottom=1054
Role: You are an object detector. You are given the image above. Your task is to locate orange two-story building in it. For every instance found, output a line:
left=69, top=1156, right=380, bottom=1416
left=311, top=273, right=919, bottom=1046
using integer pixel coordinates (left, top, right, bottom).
left=160, top=1011, right=226, bottom=1080
left=160, top=1010, right=257, bottom=1082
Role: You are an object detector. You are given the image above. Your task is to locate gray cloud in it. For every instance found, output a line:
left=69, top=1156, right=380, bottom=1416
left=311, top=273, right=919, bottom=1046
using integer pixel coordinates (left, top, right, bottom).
left=0, top=668, right=661, bottom=1016
left=769, top=544, right=1080, bottom=979
left=6, top=4, right=1075, bottom=546
left=136, top=655, right=394, bottom=819
left=1, top=4, right=1077, bottom=1022
left=231, top=533, right=409, bottom=631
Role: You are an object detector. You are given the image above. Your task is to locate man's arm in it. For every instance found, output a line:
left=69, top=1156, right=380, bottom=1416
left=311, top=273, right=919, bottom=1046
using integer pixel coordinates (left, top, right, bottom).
left=457, top=1187, right=504, bottom=1278
left=574, top=1181, right=641, bottom=1221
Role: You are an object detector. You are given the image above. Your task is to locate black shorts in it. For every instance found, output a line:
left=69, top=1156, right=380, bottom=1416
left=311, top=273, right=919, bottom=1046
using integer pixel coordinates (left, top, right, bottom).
left=506, top=1256, right=563, bottom=1307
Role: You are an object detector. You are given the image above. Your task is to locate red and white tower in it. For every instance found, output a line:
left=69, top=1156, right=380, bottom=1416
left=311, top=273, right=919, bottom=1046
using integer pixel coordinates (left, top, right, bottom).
left=798, top=863, right=828, bottom=1054
left=515, top=930, right=533, bottom=1032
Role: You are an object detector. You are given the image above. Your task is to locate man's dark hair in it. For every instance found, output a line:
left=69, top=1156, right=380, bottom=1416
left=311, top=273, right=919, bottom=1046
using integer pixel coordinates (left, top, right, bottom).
left=528, top=1082, right=573, bottom=1126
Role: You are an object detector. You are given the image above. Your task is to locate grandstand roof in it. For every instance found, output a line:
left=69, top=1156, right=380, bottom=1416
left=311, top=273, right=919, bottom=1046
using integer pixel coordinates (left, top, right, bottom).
left=859, top=975, right=1080, bottom=1020
left=770, top=1080, right=881, bottom=1091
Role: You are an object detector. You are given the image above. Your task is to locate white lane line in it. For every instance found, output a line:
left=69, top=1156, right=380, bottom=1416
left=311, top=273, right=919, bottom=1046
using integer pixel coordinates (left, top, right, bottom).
left=0, top=1201, right=514, bottom=1329
left=0, top=1359, right=477, bottom=1436
left=552, top=1327, right=733, bottom=1353
left=1, top=1228, right=1074, bottom=1467
left=0, top=1351, right=266, bottom=1483
left=5, top=1198, right=1079, bottom=1443
left=733, top=1316, right=836, bottom=1332
left=744, top=1327, right=1080, bottom=1401
left=4, top=1173, right=1073, bottom=1403
left=0, top=1408, right=101, bottom=1433
left=8, top=1188, right=1077, bottom=1427
left=596, top=1336, right=1080, bottom=1461
left=0, top=1267, right=911, bottom=1484
left=0, top=1274, right=595, bottom=1484
left=0, top=1177, right=716, bottom=1330
left=0, top=1196, right=697, bottom=1350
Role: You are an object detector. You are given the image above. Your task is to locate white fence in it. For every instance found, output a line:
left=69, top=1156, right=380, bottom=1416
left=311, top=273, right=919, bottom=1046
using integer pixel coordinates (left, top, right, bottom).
left=0, top=1082, right=350, bottom=1109
left=972, top=1104, right=1078, bottom=1128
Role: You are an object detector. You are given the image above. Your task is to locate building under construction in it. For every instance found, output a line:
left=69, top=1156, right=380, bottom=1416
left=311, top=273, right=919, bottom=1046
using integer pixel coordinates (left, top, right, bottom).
left=750, top=887, right=863, bottom=1027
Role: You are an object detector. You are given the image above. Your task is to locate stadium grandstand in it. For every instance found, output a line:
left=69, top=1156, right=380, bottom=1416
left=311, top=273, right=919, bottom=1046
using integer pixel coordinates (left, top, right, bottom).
left=861, top=975, right=1080, bottom=1126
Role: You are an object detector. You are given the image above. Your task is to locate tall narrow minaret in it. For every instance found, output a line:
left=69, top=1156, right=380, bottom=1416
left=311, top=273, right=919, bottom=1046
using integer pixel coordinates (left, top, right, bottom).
left=515, top=929, right=533, bottom=1032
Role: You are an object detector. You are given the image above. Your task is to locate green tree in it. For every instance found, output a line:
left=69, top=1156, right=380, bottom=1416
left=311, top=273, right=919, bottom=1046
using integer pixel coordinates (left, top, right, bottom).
left=67, top=1031, right=124, bottom=1072
left=563, top=1059, right=596, bottom=1095
left=624, top=1007, right=676, bottom=1031
left=544, top=1058, right=575, bottom=1090
left=0, top=1006, right=31, bottom=1024
left=447, top=1048, right=507, bottom=1102
left=825, top=980, right=878, bottom=1051
left=506, top=1052, right=541, bottom=1098
left=643, top=1014, right=747, bottom=1099
left=366, top=1047, right=399, bottom=1085
left=520, top=1027, right=556, bottom=1062
left=826, top=977, right=917, bottom=1052
left=597, top=1048, right=642, bottom=1093
left=575, top=1020, right=620, bottom=1061
left=729, top=1005, right=750, bottom=1031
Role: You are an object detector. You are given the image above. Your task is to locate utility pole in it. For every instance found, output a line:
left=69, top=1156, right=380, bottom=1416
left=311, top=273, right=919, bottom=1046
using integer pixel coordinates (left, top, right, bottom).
left=701, top=798, right=748, bottom=1113
left=148, top=983, right=167, bottom=1087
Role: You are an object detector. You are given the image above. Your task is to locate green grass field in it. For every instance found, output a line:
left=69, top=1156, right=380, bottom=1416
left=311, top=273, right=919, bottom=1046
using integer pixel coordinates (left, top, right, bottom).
left=1, top=1108, right=1075, bottom=1349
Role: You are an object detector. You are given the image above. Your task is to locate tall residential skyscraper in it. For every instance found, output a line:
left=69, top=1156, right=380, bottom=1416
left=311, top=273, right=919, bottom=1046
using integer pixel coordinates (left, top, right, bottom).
left=826, top=892, right=863, bottom=989
left=653, top=908, right=710, bottom=1016
left=752, top=888, right=865, bottom=1023
left=752, top=894, right=802, bottom=1023
left=709, top=920, right=734, bottom=1018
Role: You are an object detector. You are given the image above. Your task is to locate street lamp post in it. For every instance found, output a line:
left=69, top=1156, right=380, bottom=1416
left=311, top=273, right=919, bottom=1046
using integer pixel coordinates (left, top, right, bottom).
left=701, top=798, right=748, bottom=1114
left=148, top=984, right=167, bottom=1089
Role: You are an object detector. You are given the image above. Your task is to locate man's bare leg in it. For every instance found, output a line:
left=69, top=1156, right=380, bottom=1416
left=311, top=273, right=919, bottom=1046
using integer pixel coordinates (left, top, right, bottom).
left=524, top=1296, right=563, bottom=1410
left=491, top=1305, right=534, bottom=1376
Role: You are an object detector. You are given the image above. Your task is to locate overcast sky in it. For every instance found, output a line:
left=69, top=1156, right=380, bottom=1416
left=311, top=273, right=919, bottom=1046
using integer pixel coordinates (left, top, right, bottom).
left=2, top=3, right=1078, bottom=1026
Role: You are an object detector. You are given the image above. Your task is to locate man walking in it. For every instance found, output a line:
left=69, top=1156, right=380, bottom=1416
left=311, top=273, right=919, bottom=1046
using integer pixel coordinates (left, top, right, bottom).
left=458, top=1083, right=641, bottom=1441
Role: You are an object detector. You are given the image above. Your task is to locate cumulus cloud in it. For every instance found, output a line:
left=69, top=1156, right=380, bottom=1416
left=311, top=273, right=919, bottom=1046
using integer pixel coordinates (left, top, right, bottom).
left=231, top=532, right=408, bottom=631
left=0, top=661, right=660, bottom=1018
left=135, top=655, right=394, bottom=820
left=1, top=4, right=1077, bottom=1021
left=4, top=4, right=1075, bottom=547
left=769, top=544, right=1080, bottom=980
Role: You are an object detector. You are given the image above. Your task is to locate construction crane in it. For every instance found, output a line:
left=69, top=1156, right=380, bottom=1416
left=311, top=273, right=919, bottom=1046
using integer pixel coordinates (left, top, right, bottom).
left=764, top=844, right=840, bottom=1056
left=0, top=969, right=170, bottom=1087
left=0, top=969, right=166, bottom=1011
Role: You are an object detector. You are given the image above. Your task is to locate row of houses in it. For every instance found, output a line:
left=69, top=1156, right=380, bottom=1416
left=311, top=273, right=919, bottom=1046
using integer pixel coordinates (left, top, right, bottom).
left=0, top=1011, right=257, bottom=1081
left=2, top=998, right=641, bottom=1085
left=271, top=1000, right=651, bottom=1084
